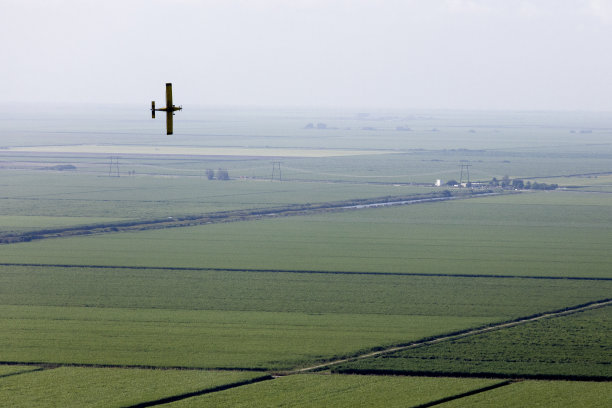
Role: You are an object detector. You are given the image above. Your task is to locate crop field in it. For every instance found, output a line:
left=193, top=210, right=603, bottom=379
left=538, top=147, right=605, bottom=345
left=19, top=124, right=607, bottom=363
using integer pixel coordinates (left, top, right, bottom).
left=0, top=366, right=263, bottom=408
left=0, top=170, right=431, bottom=220
left=438, top=380, right=612, bottom=408
left=2, top=266, right=609, bottom=317
left=167, top=374, right=503, bottom=407
left=7, top=144, right=387, bottom=158
left=0, top=191, right=609, bottom=278
left=0, top=305, right=493, bottom=370
left=0, top=365, right=41, bottom=377
left=0, top=108, right=610, bottom=406
left=1, top=264, right=610, bottom=370
left=335, top=306, right=612, bottom=379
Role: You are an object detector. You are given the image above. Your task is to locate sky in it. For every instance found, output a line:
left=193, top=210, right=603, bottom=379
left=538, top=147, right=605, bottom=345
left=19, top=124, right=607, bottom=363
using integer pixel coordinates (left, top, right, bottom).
left=2, top=0, right=612, bottom=111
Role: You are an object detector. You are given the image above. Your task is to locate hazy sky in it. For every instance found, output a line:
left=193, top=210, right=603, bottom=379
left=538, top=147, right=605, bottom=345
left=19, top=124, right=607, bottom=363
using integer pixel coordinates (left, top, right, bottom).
left=2, top=0, right=611, bottom=110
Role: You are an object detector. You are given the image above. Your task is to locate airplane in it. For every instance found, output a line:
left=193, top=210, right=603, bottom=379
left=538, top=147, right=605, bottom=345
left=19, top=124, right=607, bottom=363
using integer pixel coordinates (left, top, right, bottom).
left=151, top=83, right=182, bottom=135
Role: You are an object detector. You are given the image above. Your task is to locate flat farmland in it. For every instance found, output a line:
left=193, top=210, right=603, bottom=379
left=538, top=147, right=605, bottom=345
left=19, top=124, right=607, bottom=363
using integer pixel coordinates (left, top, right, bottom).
left=0, top=365, right=40, bottom=377
left=0, top=191, right=609, bottom=278
left=0, top=366, right=263, bottom=408
left=438, top=380, right=612, bottom=408
left=7, top=144, right=389, bottom=158
left=0, top=305, right=492, bottom=370
left=0, top=170, right=428, bottom=220
left=2, top=266, right=608, bottom=317
left=336, top=306, right=612, bottom=378
left=1, top=108, right=611, bottom=406
left=0, top=265, right=609, bottom=370
left=0, top=215, right=128, bottom=235
left=166, top=374, right=502, bottom=407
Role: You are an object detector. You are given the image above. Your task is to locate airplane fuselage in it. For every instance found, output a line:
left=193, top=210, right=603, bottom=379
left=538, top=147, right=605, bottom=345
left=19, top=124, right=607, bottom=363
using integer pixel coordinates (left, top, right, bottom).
left=151, top=83, right=182, bottom=135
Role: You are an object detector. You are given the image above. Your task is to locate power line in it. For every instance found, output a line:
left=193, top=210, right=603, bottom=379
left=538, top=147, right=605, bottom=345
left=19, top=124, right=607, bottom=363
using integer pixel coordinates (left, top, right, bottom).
left=459, top=163, right=472, bottom=186
left=271, top=161, right=282, bottom=181
left=108, top=156, right=120, bottom=177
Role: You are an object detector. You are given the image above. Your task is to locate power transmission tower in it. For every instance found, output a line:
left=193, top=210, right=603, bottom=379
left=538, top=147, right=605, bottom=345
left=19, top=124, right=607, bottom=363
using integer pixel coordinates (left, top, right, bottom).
left=109, top=156, right=120, bottom=177
left=459, top=164, right=472, bottom=186
left=271, top=161, right=282, bottom=181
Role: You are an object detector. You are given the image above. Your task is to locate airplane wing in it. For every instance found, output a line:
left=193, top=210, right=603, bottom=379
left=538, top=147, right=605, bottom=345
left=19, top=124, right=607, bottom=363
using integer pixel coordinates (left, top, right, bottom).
left=166, top=111, right=173, bottom=135
left=165, top=83, right=173, bottom=109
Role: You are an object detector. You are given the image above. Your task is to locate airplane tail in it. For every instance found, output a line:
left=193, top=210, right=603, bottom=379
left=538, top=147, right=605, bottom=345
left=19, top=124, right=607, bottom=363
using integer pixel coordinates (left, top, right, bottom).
left=151, top=101, right=155, bottom=118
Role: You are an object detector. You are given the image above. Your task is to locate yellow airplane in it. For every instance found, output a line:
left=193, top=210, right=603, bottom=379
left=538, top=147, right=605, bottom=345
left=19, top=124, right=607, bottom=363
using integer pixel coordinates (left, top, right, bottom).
left=151, top=83, right=182, bottom=135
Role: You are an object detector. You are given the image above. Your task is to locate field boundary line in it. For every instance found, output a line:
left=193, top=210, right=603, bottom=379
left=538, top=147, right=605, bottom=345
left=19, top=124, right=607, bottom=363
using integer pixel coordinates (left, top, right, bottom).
left=0, top=366, right=50, bottom=380
left=1, top=262, right=610, bottom=281
left=333, top=369, right=612, bottom=382
left=285, top=299, right=612, bottom=375
left=123, top=375, right=273, bottom=408
left=0, top=361, right=268, bottom=372
left=410, top=380, right=515, bottom=408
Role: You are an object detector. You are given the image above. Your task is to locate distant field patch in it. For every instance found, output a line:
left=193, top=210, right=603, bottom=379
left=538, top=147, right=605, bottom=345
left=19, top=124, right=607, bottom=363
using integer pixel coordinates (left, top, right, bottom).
left=8, top=144, right=390, bottom=158
left=0, top=366, right=261, bottom=408
left=0, top=171, right=423, bottom=218
left=167, top=374, right=502, bottom=408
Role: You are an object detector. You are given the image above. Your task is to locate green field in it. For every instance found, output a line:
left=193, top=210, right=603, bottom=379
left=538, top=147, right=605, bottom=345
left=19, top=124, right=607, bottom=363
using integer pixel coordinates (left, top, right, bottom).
left=0, top=305, right=493, bottom=370
left=0, top=366, right=262, bottom=408
left=438, top=380, right=612, bottom=408
left=0, top=171, right=431, bottom=220
left=2, top=264, right=610, bottom=370
left=0, top=215, right=129, bottom=235
left=167, top=374, right=502, bottom=407
left=0, top=365, right=41, bottom=377
left=2, top=266, right=608, bottom=317
left=336, top=306, right=612, bottom=378
left=0, top=192, right=609, bottom=278
left=1, top=108, right=611, bottom=405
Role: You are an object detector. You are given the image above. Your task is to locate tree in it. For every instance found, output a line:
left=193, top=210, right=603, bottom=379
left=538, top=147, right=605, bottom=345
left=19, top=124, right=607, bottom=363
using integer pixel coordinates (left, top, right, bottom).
left=446, top=180, right=458, bottom=186
left=205, top=169, right=215, bottom=180
left=501, top=175, right=511, bottom=188
left=216, top=168, right=229, bottom=180
left=512, top=179, right=524, bottom=189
